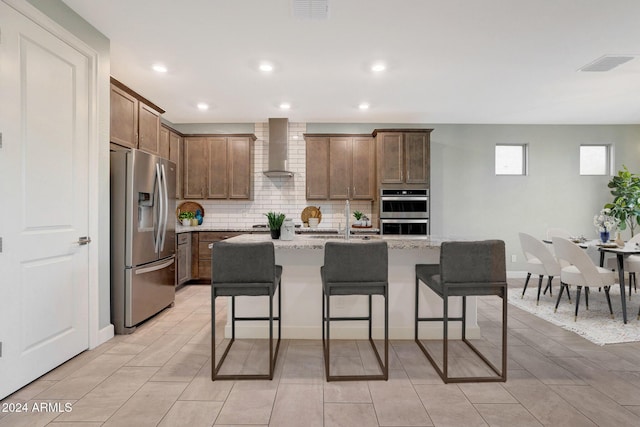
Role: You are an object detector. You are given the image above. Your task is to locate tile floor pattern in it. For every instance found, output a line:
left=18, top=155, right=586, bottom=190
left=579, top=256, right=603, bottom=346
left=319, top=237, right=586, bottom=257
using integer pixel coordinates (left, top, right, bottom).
left=3, top=279, right=640, bottom=426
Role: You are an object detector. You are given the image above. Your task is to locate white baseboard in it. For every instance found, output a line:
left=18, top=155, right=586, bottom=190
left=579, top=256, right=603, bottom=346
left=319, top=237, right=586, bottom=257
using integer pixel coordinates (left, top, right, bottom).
left=507, top=270, right=528, bottom=279
left=92, top=324, right=114, bottom=349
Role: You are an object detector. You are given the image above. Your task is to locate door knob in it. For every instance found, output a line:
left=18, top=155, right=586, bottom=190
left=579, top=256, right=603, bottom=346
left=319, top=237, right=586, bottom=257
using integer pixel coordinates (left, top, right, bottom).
left=76, top=236, right=92, bottom=245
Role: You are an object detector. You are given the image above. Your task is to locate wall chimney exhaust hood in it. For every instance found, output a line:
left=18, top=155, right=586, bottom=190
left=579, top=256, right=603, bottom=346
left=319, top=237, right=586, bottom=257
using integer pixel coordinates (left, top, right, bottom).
left=263, top=118, right=294, bottom=177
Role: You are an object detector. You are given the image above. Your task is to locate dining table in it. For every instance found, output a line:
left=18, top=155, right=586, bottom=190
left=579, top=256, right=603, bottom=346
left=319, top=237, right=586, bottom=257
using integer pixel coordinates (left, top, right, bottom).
left=593, top=243, right=640, bottom=324
left=545, top=238, right=640, bottom=324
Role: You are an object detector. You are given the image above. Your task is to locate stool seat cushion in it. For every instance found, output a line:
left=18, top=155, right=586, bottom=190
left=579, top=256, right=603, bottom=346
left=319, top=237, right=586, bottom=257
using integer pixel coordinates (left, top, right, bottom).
left=213, top=264, right=282, bottom=296
left=321, top=241, right=388, bottom=296
left=321, top=266, right=386, bottom=295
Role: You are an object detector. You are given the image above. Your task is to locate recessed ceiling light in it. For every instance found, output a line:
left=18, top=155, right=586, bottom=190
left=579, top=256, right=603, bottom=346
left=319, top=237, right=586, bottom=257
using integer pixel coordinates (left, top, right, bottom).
left=259, top=63, right=274, bottom=72
left=152, top=63, right=167, bottom=73
left=371, top=63, right=386, bottom=72
left=279, top=103, right=291, bottom=110
left=359, top=103, right=370, bottom=110
left=197, top=103, right=209, bottom=111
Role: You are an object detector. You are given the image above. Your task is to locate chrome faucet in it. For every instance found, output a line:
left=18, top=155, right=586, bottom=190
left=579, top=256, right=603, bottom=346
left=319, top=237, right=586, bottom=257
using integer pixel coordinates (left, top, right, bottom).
left=345, top=199, right=350, bottom=240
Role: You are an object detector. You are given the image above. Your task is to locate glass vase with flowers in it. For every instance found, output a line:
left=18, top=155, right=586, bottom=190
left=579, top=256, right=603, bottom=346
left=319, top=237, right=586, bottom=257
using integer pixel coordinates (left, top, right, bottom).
left=594, top=208, right=619, bottom=243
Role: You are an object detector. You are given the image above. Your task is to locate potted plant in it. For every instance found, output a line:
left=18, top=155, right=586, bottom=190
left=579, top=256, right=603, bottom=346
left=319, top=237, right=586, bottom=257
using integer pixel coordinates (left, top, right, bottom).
left=353, top=210, right=363, bottom=226
left=178, top=211, right=195, bottom=226
left=265, top=212, right=286, bottom=239
left=604, top=165, right=640, bottom=237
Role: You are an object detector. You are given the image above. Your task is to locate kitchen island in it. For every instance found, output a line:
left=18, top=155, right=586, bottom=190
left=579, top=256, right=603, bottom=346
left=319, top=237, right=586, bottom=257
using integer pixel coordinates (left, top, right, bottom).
left=216, top=234, right=481, bottom=340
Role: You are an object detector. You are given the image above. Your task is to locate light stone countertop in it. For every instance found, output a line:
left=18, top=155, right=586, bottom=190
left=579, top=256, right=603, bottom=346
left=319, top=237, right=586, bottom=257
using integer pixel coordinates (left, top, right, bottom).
left=216, top=233, right=444, bottom=250
left=176, top=225, right=380, bottom=234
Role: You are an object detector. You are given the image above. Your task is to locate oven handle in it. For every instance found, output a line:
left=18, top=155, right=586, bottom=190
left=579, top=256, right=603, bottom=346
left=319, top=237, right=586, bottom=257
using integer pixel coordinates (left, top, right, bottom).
left=380, top=212, right=430, bottom=219
left=380, top=219, right=429, bottom=223
left=380, top=196, right=428, bottom=201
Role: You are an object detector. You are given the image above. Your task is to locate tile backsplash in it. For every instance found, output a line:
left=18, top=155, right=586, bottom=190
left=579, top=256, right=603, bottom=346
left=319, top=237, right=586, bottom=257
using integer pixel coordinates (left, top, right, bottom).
left=178, top=122, right=376, bottom=229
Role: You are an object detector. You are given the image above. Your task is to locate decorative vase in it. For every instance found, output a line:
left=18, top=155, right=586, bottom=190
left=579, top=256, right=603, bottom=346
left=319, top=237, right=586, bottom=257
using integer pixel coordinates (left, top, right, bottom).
left=195, top=209, right=203, bottom=225
left=270, top=229, right=281, bottom=239
left=615, top=231, right=625, bottom=247
left=600, top=230, right=610, bottom=243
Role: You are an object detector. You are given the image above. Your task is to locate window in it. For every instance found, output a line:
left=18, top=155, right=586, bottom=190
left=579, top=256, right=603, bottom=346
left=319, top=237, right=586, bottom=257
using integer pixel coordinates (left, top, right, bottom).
left=495, top=144, right=527, bottom=175
left=580, top=145, right=611, bottom=175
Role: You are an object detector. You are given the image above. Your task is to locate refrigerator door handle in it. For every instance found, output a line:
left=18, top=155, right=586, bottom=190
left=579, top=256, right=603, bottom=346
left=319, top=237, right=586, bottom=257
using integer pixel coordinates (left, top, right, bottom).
left=154, top=163, right=162, bottom=254
left=134, top=257, right=175, bottom=275
left=159, top=163, right=168, bottom=252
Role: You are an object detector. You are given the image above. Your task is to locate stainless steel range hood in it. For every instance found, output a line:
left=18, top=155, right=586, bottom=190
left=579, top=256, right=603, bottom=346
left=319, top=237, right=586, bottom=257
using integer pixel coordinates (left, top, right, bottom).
left=263, top=118, right=294, bottom=177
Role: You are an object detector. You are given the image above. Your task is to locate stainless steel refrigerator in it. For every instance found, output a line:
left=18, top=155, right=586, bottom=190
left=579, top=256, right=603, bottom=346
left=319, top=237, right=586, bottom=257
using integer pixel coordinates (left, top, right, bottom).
left=110, top=148, right=176, bottom=334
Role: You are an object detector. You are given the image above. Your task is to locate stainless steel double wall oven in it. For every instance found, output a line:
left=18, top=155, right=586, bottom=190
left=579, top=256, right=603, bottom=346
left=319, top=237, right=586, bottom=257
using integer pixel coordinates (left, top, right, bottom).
left=379, top=188, right=430, bottom=235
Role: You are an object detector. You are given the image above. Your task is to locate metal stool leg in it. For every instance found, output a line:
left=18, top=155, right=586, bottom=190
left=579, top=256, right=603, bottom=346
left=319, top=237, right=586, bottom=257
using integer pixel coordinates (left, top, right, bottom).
left=415, top=277, right=507, bottom=383
left=324, top=291, right=388, bottom=381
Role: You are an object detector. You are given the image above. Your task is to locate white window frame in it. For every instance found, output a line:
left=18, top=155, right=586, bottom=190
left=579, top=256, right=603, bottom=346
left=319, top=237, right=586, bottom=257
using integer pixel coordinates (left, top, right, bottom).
left=579, top=144, right=612, bottom=176
left=495, top=144, right=528, bottom=176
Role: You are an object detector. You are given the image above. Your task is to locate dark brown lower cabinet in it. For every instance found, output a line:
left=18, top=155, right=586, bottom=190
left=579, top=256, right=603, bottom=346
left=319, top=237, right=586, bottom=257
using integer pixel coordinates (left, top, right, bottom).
left=191, top=232, right=241, bottom=283
left=176, top=233, right=191, bottom=286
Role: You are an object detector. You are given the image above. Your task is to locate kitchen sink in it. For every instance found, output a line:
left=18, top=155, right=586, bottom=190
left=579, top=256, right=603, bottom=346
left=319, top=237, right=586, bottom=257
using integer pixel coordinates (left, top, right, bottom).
left=305, top=235, right=380, bottom=240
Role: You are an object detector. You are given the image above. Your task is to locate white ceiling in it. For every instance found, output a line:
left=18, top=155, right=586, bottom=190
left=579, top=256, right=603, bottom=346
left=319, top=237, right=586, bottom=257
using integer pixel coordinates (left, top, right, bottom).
left=61, top=0, right=640, bottom=125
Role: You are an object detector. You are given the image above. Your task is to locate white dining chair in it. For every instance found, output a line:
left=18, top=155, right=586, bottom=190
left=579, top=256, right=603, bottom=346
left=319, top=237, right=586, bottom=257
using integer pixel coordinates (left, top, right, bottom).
left=518, top=232, right=562, bottom=305
left=545, top=228, right=574, bottom=264
left=606, top=233, right=640, bottom=298
left=552, top=237, right=616, bottom=321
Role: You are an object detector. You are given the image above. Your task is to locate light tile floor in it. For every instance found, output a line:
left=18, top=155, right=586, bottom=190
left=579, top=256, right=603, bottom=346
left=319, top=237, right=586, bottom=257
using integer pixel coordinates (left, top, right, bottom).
left=2, top=280, right=640, bottom=426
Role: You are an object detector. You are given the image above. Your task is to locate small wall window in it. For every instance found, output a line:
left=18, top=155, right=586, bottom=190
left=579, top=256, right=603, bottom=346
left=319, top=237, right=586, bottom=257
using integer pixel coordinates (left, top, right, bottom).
left=579, top=145, right=611, bottom=175
left=495, top=144, right=527, bottom=175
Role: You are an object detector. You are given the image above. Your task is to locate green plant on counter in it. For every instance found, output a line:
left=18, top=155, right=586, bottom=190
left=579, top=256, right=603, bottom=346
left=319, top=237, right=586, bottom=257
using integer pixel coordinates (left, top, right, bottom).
left=178, top=211, right=195, bottom=220
left=353, top=210, right=363, bottom=220
left=264, top=211, right=286, bottom=230
left=605, top=165, right=640, bottom=236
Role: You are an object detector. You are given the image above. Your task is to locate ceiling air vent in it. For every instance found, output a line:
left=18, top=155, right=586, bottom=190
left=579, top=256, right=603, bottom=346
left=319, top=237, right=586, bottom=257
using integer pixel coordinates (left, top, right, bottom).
left=293, top=0, right=329, bottom=20
left=579, top=55, right=635, bottom=72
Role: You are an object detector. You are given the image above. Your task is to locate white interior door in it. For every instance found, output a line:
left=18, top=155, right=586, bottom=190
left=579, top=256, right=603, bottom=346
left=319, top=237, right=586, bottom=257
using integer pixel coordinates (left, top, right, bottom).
left=0, top=1, right=91, bottom=399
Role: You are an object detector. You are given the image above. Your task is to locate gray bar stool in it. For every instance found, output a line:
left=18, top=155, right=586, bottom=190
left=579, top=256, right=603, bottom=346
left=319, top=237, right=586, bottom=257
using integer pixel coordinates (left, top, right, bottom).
left=321, top=241, right=389, bottom=381
left=211, top=241, right=282, bottom=380
left=415, top=240, right=507, bottom=383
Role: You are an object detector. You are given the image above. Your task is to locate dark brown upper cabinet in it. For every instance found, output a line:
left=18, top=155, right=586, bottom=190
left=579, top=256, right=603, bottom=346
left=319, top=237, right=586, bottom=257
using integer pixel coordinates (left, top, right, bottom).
left=374, top=129, right=431, bottom=187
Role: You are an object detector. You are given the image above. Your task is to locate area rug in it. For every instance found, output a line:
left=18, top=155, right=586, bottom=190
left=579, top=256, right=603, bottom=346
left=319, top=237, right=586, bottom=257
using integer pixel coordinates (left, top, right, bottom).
left=507, top=284, right=640, bottom=345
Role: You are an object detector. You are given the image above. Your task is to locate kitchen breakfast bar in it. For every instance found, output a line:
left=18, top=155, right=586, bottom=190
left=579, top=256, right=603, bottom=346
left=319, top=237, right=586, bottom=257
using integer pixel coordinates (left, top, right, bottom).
left=214, top=234, right=482, bottom=340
